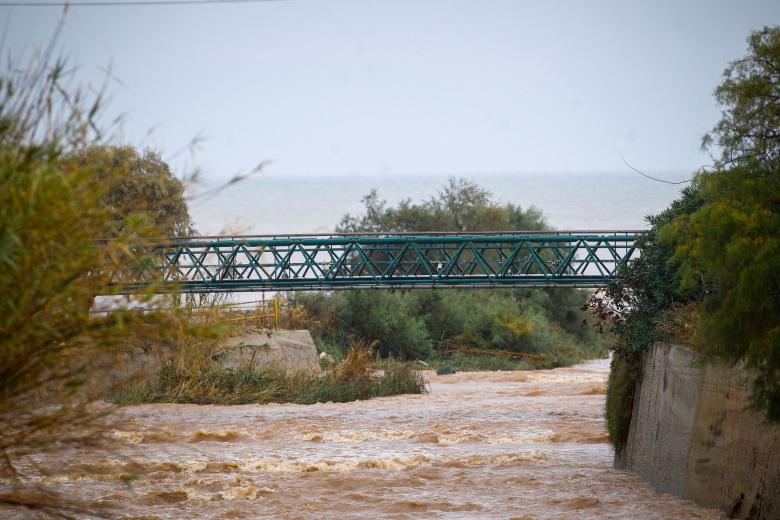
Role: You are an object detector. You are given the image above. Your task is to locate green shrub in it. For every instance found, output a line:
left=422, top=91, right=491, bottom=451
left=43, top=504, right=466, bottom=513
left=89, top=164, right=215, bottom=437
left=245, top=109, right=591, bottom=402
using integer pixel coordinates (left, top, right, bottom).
left=76, top=145, right=195, bottom=238
left=591, top=185, right=704, bottom=357
left=373, top=361, right=429, bottom=396
left=588, top=186, right=703, bottom=452
left=662, top=27, right=780, bottom=420
left=593, top=26, right=780, bottom=432
left=605, top=355, right=639, bottom=455
left=344, top=291, right=433, bottom=359
left=0, top=46, right=208, bottom=517
left=114, top=343, right=427, bottom=406
left=426, top=352, right=533, bottom=371
left=300, top=286, right=609, bottom=367
left=301, top=178, right=610, bottom=367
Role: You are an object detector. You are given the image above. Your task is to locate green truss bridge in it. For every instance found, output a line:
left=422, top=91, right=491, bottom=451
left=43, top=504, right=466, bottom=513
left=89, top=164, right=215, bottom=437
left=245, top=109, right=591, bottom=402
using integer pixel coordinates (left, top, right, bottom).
left=118, top=231, right=639, bottom=293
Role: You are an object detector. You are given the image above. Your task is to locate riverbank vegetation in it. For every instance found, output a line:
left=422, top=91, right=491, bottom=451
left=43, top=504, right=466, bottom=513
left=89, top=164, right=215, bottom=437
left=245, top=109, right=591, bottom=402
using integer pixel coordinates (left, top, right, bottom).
left=0, top=45, right=218, bottom=515
left=0, top=44, right=433, bottom=516
left=114, top=341, right=426, bottom=406
left=593, top=26, right=780, bottom=453
left=296, top=179, right=611, bottom=370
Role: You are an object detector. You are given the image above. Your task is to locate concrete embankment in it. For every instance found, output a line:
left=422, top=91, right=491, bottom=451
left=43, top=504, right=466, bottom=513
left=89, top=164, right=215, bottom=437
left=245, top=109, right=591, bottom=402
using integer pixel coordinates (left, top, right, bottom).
left=618, top=342, right=780, bottom=518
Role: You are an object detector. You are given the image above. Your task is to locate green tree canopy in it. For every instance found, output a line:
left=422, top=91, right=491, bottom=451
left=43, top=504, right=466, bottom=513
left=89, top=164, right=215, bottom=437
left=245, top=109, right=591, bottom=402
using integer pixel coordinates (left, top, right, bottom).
left=0, top=53, right=213, bottom=512
left=594, top=28, right=780, bottom=451
left=300, top=179, right=606, bottom=364
left=338, top=177, right=546, bottom=233
left=702, top=26, right=780, bottom=169
left=76, top=146, right=194, bottom=238
left=664, top=26, right=780, bottom=419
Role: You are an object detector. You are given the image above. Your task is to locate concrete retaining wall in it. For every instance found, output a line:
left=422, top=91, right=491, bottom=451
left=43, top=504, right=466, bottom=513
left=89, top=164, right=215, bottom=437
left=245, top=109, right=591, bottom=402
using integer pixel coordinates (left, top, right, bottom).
left=619, top=343, right=780, bottom=518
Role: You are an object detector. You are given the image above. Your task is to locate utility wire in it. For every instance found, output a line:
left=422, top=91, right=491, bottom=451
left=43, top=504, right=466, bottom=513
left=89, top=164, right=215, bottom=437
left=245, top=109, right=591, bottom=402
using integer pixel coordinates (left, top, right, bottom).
left=0, top=0, right=290, bottom=6
left=618, top=151, right=693, bottom=185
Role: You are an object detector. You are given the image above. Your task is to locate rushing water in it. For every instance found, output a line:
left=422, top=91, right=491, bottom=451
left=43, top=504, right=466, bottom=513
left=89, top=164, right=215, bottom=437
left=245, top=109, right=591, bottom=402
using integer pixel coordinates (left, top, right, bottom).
left=19, top=359, right=722, bottom=519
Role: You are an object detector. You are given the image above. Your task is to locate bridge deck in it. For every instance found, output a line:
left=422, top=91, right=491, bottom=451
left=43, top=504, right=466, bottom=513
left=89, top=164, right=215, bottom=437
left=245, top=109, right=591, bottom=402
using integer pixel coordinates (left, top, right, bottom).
left=117, top=231, right=639, bottom=292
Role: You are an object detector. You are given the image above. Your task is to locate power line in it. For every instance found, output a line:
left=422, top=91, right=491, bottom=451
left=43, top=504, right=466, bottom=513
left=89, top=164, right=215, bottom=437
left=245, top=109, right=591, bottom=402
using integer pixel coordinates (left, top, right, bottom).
left=618, top=151, right=693, bottom=185
left=0, top=0, right=290, bottom=6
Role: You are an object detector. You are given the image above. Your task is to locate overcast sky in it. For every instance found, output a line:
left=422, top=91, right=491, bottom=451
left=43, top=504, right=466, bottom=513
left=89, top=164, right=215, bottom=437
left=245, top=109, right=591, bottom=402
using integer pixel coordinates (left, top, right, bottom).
left=5, top=0, right=780, bottom=179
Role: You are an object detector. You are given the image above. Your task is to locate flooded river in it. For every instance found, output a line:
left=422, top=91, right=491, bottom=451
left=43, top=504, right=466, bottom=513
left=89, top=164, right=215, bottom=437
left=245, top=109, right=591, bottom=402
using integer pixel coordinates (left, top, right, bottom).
left=26, top=359, right=722, bottom=519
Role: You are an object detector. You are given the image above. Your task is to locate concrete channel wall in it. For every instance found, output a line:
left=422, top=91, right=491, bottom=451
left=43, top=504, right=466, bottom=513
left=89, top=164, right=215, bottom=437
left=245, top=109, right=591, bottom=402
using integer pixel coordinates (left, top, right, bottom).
left=618, top=343, right=780, bottom=519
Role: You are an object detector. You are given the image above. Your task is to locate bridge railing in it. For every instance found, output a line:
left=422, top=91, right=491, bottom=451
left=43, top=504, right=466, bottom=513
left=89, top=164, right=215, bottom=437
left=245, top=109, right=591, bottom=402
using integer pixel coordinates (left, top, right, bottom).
left=113, top=231, right=640, bottom=293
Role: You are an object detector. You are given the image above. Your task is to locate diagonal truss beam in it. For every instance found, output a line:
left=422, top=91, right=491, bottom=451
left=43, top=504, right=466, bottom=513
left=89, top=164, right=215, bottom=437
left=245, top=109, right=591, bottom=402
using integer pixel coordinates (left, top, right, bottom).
left=113, top=231, right=640, bottom=293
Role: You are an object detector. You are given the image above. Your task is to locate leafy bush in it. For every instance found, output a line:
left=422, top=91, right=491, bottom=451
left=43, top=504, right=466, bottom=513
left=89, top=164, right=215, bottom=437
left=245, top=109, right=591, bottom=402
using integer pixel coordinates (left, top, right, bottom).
left=115, top=342, right=427, bottom=405
left=590, top=185, right=704, bottom=358
left=662, top=26, right=780, bottom=420
left=299, top=179, right=609, bottom=365
left=586, top=184, right=704, bottom=454
left=76, top=145, right=195, bottom=237
left=451, top=292, right=546, bottom=353
left=344, top=291, right=433, bottom=359
left=593, top=27, right=780, bottom=452
left=605, top=355, right=639, bottom=454
left=426, top=351, right=534, bottom=371
left=0, top=45, right=206, bottom=517
left=338, top=177, right=546, bottom=233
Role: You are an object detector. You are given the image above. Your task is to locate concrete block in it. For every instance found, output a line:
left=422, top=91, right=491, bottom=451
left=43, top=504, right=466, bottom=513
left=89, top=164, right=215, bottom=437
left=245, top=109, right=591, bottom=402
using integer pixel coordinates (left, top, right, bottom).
left=220, top=329, right=320, bottom=373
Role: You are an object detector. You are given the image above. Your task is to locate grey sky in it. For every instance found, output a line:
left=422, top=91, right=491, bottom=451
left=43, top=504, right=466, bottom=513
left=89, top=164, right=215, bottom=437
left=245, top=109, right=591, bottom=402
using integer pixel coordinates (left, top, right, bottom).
left=5, top=0, right=780, bottom=179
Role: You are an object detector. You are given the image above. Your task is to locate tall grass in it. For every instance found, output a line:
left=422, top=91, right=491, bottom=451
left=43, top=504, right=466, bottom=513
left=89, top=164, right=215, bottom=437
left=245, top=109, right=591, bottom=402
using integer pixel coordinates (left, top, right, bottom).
left=114, top=341, right=427, bottom=406
left=0, top=33, right=224, bottom=518
left=424, top=352, right=537, bottom=371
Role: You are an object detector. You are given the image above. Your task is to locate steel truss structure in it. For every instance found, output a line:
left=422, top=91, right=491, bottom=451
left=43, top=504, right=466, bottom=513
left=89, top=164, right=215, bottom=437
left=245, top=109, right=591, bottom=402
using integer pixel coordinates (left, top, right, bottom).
left=116, top=231, right=639, bottom=293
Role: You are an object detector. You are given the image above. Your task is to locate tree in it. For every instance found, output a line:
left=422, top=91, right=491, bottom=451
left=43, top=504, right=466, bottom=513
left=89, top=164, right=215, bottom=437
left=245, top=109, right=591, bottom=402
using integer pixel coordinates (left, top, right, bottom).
left=301, top=178, right=607, bottom=364
left=592, top=185, right=704, bottom=358
left=75, top=145, right=194, bottom=238
left=663, top=26, right=780, bottom=420
left=0, top=49, right=209, bottom=516
left=338, top=177, right=546, bottom=233
left=591, top=27, right=780, bottom=450
left=588, top=186, right=703, bottom=453
left=702, top=26, right=780, bottom=169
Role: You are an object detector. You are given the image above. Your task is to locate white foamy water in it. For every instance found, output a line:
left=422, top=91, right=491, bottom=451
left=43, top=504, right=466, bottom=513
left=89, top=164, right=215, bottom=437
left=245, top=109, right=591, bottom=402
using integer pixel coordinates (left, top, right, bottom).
left=10, top=360, right=721, bottom=519
left=2, top=174, right=716, bottom=518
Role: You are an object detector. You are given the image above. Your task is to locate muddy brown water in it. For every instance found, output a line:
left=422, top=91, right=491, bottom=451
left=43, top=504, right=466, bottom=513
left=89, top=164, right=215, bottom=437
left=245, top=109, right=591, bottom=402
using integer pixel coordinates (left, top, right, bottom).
left=17, top=359, right=723, bottom=519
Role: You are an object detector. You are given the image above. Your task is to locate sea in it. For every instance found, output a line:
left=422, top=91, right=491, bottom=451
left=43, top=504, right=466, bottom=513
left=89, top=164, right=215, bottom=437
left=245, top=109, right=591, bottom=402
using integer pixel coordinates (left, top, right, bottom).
left=188, top=172, right=691, bottom=235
